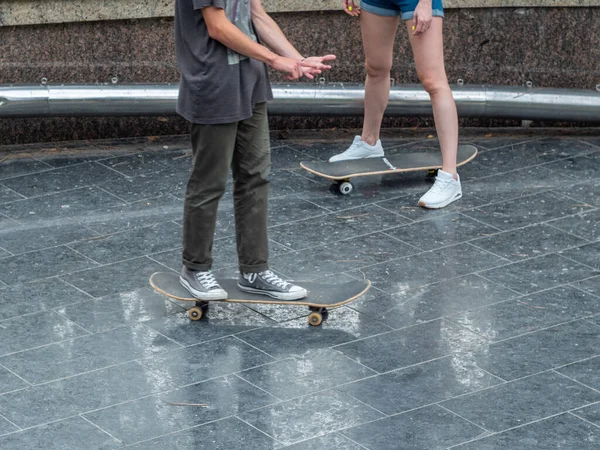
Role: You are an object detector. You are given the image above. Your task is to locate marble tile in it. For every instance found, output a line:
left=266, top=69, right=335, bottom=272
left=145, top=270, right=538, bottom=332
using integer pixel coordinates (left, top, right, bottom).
left=572, top=276, right=600, bottom=298
left=441, top=370, right=600, bottom=433
left=340, top=356, right=502, bottom=415
left=462, top=191, right=595, bottom=231
left=349, top=274, right=518, bottom=329
left=75, top=195, right=183, bottom=235
left=57, top=287, right=185, bottom=333
left=335, top=319, right=487, bottom=373
left=97, top=166, right=189, bottom=203
left=126, top=417, right=277, bottom=450
left=137, top=336, right=274, bottom=386
left=342, top=404, right=486, bottom=450
left=480, top=253, right=599, bottom=295
left=0, top=416, right=121, bottom=450
left=268, top=205, right=411, bottom=251
left=238, top=348, right=375, bottom=400
left=0, top=186, right=23, bottom=205
left=550, top=209, right=600, bottom=242
left=475, top=138, right=597, bottom=173
left=449, top=286, right=600, bottom=342
left=543, top=153, right=600, bottom=181
left=472, top=319, right=600, bottom=381
left=0, top=366, right=27, bottom=396
left=471, top=223, right=588, bottom=262
left=560, top=242, right=600, bottom=270
left=0, top=414, right=18, bottom=437
left=236, top=307, right=391, bottom=359
left=0, top=324, right=181, bottom=384
left=281, top=433, right=364, bottom=450
left=453, top=413, right=600, bottom=450
left=0, top=222, right=99, bottom=255
left=0, top=277, right=92, bottom=321
left=269, top=232, right=418, bottom=281
left=1, top=162, right=127, bottom=198
left=239, top=389, right=384, bottom=447
left=556, top=356, right=600, bottom=391
left=464, top=165, right=576, bottom=207
left=61, top=257, right=169, bottom=298
left=0, top=157, right=53, bottom=182
left=572, top=402, right=600, bottom=428
left=84, top=375, right=277, bottom=445
left=0, top=311, right=88, bottom=357
left=143, top=302, right=276, bottom=347
left=0, top=361, right=174, bottom=428
left=354, top=243, right=505, bottom=294
left=100, top=148, right=191, bottom=177
left=69, top=221, right=182, bottom=265
left=0, top=186, right=123, bottom=223
left=268, top=195, right=331, bottom=226
left=0, top=246, right=99, bottom=285
left=385, top=212, right=500, bottom=251
left=557, top=181, right=600, bottom=208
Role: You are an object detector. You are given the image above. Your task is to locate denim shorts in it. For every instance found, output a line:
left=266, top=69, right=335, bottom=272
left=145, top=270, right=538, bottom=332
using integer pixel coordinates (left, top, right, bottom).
left=360, top=0, right=444, bottom=21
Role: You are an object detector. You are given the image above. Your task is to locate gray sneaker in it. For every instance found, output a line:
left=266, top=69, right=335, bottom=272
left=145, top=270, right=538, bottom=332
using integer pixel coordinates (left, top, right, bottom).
left=238, top=270, right=307, bottom=301
left=180, top=266, right=228, bottom=300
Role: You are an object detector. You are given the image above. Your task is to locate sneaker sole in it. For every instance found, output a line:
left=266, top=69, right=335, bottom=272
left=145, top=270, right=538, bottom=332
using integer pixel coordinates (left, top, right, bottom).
left=329, top=152, right=385, bottom=163
left=418, top=191, right=463, bottom=209
left=179, top=277, right=228, bottom=300
left=237, top=283, right=308, bottom=301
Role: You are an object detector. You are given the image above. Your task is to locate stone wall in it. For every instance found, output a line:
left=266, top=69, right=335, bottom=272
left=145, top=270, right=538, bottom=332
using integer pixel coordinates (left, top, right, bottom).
left=1, top=2, right=599, bottom=144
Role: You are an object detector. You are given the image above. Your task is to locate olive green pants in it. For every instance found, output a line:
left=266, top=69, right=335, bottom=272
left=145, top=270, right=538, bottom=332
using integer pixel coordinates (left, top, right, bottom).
left=182, top=103, right=270, bottom=273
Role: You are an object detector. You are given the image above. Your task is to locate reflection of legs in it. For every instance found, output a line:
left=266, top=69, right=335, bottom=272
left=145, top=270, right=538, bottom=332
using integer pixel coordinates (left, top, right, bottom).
left=406, top=17, right=458, bottom=176
left=361, top=11, right=400, bottom=146
left=182, top=122, right=237, bottom=270
left=231, top=103, right=270, bottom=274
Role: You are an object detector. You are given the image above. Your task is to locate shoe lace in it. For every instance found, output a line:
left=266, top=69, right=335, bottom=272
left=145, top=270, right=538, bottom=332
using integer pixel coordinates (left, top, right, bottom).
left=261, top=270, right=290, bottom=289
left=195, top=271, right=219, bottom=290
left=429, top=176, right=453, bottom=195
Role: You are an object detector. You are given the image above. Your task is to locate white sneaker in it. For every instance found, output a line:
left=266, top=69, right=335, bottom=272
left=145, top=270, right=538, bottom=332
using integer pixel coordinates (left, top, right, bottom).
left=418, top=170, right=462, bottom=209
left=329, top=136, right=384, bottom=162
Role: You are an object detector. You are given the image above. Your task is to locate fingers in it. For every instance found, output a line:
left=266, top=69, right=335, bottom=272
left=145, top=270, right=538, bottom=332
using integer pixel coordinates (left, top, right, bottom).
left=342, top=0, right=360, bottom=17
left=412, top=15, right=431, bottom=35
left=320, top=54, right=337, bottom=62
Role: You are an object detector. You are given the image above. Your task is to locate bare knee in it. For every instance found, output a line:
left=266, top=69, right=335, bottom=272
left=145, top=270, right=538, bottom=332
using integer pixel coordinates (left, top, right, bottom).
left=365, top=58, right=392, bottom=80
left=419, top=73, right=450, bottom=96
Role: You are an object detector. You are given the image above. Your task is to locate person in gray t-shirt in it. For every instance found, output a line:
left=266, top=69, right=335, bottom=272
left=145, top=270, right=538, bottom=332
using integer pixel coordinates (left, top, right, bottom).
left=175, top=0, right=335, bottom=301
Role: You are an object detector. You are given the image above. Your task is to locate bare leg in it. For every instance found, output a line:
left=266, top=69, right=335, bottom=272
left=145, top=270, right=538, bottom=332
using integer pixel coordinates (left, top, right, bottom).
left=360, top=11, right=400, bottom=146
left=406, top=17, right=458, bottom=176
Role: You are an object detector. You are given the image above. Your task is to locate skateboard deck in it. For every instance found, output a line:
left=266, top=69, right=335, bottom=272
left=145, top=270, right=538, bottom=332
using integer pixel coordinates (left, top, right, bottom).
left=149, top=272, right=371, bottom=326
left=300, top=144, right=478, bottom=195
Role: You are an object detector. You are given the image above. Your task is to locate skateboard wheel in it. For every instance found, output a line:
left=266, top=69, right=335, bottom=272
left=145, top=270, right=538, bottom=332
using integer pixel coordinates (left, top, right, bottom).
left=339, top=182, right=353, bottom=195
left=188, top=306, right=204, bottom=321
left=308, top=312, right=323, bottom=326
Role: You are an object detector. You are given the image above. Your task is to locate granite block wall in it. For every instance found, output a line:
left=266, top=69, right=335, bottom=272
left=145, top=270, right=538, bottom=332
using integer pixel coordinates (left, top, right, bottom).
left=1, top=8, right=599, bottom=144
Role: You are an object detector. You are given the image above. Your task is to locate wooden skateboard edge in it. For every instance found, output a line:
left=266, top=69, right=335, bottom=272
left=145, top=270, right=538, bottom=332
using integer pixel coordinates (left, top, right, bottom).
left=300, top=145, right=478, bottom=181
left=149, top=272, right=371, bottom=309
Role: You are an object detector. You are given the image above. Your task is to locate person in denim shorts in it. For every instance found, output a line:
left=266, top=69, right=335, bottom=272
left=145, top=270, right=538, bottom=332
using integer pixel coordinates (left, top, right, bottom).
left=330, top=0, right=462, bottom=210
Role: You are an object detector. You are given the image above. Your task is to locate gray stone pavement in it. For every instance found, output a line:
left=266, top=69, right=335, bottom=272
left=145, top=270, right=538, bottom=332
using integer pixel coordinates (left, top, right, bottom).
left=0, top=132, right=599, bottom=449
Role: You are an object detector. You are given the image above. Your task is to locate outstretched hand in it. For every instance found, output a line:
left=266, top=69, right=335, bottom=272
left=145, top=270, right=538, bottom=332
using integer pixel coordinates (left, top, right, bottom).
left=271, top=55, right=336, bottom=81
left=299, top=55, right=337, bottom=80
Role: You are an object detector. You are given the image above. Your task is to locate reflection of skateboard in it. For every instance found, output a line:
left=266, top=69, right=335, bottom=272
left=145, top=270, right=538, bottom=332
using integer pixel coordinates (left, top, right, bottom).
left=149, top=272, right=371, bottom=326
left=300, top=144, right=478, bottom=195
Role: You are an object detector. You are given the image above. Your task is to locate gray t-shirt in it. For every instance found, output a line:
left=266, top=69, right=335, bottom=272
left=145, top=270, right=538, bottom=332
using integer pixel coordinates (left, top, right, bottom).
left=175, top=0, right=273, bottom=124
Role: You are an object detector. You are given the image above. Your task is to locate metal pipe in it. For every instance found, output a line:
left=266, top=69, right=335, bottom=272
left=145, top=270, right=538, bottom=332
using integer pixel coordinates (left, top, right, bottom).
left=0, top=83, right=599, bottom=122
